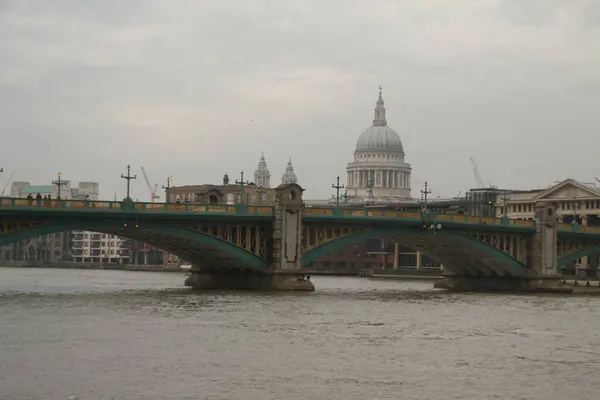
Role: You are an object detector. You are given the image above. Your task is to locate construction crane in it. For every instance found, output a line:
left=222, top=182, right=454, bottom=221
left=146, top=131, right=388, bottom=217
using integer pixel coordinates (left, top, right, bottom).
left=469, top=157, right=486, bottom=188
left=1, top=171, right=15, bottom=196
left=596, top=177, right=600, bottom=184
left=140, top=167, right=160, bottom=202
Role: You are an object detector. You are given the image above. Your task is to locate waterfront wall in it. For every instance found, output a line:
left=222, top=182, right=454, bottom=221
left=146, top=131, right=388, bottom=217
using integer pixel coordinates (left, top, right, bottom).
left=0, top=261, right=185, bottom=273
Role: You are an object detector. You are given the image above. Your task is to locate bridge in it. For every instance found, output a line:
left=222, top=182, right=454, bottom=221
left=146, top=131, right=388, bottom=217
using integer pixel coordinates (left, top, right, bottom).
left=2, top=183, right=600, bottom=292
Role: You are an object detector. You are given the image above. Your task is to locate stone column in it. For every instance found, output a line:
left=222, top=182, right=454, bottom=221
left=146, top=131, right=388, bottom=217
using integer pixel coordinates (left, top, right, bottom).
left=185, top=183, right=313, bottom=291
left=393, top=242, right=399, bottom=269
left=528, top=202, right=558, bottom=276
left=580, top=215, right=589, bottom=268
left=270, top=183, right=304, bottom=271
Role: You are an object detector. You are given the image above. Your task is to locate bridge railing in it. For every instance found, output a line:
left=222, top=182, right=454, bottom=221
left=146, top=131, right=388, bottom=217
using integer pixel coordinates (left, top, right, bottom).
left=0, top=197, right=540, bottom=228
left=0, top=198, right=275, bottom=215
left=558, top=223, right=600, bottom=235
left=304, top=207, right=536, bottom=227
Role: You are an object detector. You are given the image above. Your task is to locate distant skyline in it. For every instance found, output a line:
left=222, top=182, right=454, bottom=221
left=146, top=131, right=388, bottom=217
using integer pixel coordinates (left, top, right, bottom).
left=1, top=0, right=599, bottom=201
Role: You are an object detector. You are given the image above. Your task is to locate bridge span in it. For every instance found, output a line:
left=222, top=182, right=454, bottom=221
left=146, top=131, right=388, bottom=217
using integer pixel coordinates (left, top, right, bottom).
left=2, top=183, right=600, bottom=292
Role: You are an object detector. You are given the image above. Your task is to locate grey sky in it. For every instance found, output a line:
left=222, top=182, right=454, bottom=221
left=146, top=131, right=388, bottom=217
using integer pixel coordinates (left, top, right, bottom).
left=1, top=0, right=599, bottom=200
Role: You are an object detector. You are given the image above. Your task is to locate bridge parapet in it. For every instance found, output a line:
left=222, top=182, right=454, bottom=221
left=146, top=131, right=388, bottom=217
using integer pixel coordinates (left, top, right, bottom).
left=558, top=223, right=600, bottom=236
left=0, top=197, right=275, bottom=216
left=304, top=207, right=536, bottom=229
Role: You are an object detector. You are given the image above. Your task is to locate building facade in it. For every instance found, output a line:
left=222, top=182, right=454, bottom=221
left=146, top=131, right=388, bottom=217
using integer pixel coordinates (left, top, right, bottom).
left=345, top=87, right=412, bottom=204
left=491, top=178, right=600, bottom=276
left=165, top=154, right=299, bottom=206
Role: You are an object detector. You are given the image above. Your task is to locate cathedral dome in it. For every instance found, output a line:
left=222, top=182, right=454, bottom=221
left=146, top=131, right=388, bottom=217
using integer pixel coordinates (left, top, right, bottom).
left=355, top=125, right=404, bottom=153
left=354, top=87, right=404, bottom=154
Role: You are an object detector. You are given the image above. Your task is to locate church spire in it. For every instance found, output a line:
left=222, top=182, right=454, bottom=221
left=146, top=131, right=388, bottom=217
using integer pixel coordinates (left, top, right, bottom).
left=281, top=157, right=298, bottom=185
left=254, top=152, right=271, bottom=188
left=373, top=86, right=387, bottom=126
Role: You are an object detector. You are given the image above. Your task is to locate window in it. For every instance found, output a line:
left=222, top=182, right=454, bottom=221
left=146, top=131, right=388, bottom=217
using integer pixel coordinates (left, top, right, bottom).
left=226, top=193, right=234, bottom=204
left=251, top=194, right=257, bottom=204
left=236, top=193, right=241, bottom=203
left=261, top=194, right=267, bottom=203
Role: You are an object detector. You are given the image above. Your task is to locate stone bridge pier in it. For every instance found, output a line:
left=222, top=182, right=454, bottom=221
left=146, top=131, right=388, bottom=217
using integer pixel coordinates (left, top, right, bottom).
left=442, top=201, right=571, bottom=293
left=185, top=183, right=314, bottom=291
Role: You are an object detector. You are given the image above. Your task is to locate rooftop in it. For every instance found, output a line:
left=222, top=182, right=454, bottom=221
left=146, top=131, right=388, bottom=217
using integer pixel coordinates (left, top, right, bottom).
left=19, top=185, right=54, bottom=194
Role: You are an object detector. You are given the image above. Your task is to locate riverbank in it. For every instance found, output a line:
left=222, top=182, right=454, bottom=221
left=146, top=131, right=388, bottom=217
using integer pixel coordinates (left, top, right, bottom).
left=0, top=262, right=184, bottom=273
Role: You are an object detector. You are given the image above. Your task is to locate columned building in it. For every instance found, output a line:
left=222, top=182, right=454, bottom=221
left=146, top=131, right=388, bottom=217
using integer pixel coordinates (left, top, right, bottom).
left=346, top=87, right=412, bottom=204
left=491, top=178, right=600, bottom=277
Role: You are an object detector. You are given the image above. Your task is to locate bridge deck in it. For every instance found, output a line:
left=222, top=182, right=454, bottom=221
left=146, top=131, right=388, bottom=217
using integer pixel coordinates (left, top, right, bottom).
left=1, top=197, right=600, bottom=237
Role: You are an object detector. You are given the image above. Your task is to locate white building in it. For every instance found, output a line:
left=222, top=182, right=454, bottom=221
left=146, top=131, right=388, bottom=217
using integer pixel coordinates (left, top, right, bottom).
left=345, top=87, right=412, bottom=204
left=69, top=183, right=130, bottom=264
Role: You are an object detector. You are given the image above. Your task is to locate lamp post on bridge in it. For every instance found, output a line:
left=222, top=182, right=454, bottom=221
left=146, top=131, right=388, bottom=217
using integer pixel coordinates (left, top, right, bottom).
left=420, top=181, right=431, bottom=214
left=235, top=171, right=250, bottom=204
left=162, top=176, right=172, bottom=203
left=121, top=165, right=137, bottom=202
left=332, top=176, right=345, bottom=208
left=341, top=188, right=350, bottom=208
left=52, top=172, right=68, bottom=200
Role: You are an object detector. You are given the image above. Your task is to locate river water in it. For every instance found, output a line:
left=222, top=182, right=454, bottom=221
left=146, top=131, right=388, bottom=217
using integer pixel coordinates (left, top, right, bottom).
left=1, top=268, right=599, bottom=400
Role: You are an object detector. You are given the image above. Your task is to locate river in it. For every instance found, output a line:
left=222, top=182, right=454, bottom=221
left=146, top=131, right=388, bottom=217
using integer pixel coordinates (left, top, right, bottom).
left=0, top=268, right=599, bottom=400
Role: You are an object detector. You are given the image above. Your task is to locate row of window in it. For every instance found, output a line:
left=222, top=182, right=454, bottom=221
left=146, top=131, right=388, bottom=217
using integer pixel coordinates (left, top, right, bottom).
left=79, top=249, right=121, bottom=255
left=76, top=233, right=121, bottom=240
left=504, top=200, right=600, bottom=214
left=170, top=192, right=272, bottom=204
left=355, top=153, right=403, bottom=160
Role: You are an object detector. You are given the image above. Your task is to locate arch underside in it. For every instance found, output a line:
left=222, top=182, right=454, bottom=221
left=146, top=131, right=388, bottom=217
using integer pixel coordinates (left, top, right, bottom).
left=303, top=228, right=528, bottom=278
left=0, top=220, right=267, bottom=271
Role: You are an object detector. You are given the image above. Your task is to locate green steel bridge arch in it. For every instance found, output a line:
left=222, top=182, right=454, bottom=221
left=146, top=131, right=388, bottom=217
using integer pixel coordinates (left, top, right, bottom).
left=0, top=221, right=267, bottom=271
left=557, top=246, right=600, bottom=269
left=302, top=228, right=528, bottom=278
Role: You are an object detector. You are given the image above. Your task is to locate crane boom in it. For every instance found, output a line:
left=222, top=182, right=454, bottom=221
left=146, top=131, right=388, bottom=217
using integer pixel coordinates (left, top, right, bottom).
left=596, top=177, right=600, bottom=184
left=469, top=157, right=486, bottom=188
left=140, top=167, right=160, bottom=202
left=1, top=171, right=16, bottom=196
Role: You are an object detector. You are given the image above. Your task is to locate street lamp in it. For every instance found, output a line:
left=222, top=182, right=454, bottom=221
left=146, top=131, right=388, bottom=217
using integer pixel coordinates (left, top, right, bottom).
left=572, top=196, right=580, bottom=225
left=162, top=176, right=172, bottom=203
left=52, top=172, right=67, bottom=200
left=420, top=181, right=431, bottom=214
left=341, top=188, right=350, bottom=208
left=120, top=165, right=137, bottom=201
left=332, top=176, right=345, bottom=208
left=235, top=171, right=250, bottom=204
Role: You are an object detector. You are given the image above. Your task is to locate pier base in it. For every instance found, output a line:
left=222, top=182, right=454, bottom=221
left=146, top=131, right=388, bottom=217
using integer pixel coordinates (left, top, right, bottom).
left=435, top=276, right=573, bottom=294
left=184, top=268, right=315, bottom=291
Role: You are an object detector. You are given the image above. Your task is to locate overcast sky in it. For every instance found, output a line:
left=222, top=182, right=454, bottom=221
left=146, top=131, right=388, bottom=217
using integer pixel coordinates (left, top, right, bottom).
left=1, top=0, right=599, bottom=201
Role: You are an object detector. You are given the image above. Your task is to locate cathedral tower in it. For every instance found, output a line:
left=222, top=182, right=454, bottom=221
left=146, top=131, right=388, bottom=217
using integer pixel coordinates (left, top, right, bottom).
left=254, top=153, right=271, bottom=188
